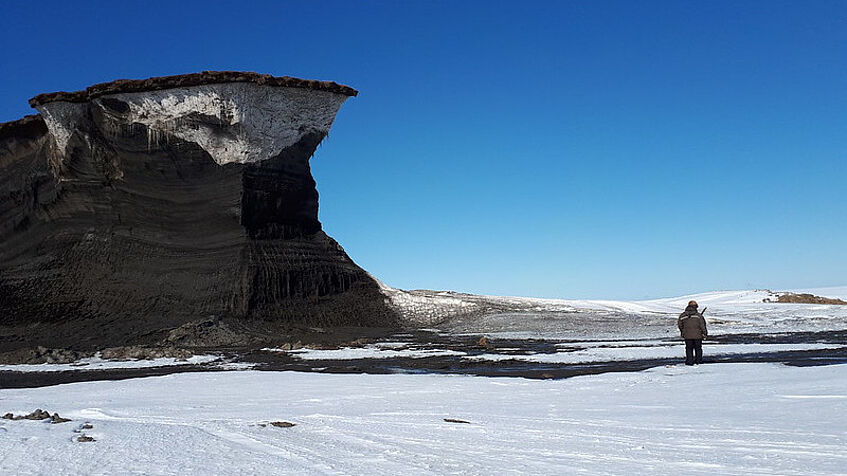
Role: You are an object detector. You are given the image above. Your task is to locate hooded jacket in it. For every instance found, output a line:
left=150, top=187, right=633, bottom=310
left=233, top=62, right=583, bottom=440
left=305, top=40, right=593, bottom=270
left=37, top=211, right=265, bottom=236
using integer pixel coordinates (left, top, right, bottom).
left=678, top=305, right=708, bottom=340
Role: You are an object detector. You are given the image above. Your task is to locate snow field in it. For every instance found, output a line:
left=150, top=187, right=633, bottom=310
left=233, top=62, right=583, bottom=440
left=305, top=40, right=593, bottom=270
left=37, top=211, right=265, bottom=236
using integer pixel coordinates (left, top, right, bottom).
left=1, top=364, right=846, bottom=475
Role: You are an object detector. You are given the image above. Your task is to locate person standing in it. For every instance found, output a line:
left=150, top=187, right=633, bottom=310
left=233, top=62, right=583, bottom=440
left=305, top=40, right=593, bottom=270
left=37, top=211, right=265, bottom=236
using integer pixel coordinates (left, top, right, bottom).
left=678, top=300, right=708, bottom=365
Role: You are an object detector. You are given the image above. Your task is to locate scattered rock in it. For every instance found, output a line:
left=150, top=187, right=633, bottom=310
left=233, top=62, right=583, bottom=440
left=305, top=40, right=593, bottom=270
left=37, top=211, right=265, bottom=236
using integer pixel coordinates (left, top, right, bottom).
left=304, top=342, right=340, bottom=350
left=346, top=337, right=371, bottom=348
left=477, top=336, right=493, bottom=349
left=100, top=346, right=193, bottom=361
left=76, top=435, right=95, bottom=443
left=270, top=421, right=296, bottom=428
left=50, top=413, right=72, bottom=424
left=3, top=409, right=71, bottom=423
left=540, top=373, right=555, bottom=379
left=443, top=418, right=471, bottom=424
left=74, top=423, right=94, bottom=433
left=277, top=341, right=304, bottom=351
left=165, top=319, right=263, bottom=347
left=0, top=347, right=89, bottom=365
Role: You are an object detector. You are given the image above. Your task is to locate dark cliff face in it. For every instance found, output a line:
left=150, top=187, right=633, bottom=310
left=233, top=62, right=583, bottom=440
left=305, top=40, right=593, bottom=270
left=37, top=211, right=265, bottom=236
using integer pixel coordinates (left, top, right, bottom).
left=0, top=73, right=396, bottom=349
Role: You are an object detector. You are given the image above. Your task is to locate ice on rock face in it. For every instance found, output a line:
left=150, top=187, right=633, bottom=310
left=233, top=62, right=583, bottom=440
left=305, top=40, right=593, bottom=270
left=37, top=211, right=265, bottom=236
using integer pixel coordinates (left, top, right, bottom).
left=35, top=101, right=89, bottom=170
left=39, top=83, right=348, bottom=166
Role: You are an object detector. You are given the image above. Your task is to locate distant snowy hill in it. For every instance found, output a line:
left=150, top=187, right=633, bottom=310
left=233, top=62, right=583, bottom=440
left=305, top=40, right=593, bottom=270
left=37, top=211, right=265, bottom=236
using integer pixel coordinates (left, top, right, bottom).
left=383, top=285, right=847, bottom=337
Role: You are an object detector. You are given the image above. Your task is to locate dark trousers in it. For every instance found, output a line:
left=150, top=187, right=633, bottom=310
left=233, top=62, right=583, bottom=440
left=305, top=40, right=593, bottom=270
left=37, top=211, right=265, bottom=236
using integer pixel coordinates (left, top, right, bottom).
left=685, top=339, right=703, bottom=365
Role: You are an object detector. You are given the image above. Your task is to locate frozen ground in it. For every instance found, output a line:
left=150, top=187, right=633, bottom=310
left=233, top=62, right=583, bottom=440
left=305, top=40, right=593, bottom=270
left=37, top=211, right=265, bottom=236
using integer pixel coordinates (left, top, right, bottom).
left=433, top=286, right=847, bottom=339
left=2, top=287, right=845, bottom=376
left=2, top=363, right=846, bottom=475
left=0, top=355, right=222, bottom=373
left=2, top=287, right=845, bottom=474
left=466, top=343, right=841, bottom=364
left=266, top=342, right=843, bottom=364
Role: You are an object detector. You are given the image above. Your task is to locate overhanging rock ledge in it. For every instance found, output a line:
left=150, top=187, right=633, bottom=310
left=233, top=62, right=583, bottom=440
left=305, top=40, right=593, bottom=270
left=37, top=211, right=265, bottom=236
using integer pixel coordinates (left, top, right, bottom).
left=0, top=71, right=397, bottom=350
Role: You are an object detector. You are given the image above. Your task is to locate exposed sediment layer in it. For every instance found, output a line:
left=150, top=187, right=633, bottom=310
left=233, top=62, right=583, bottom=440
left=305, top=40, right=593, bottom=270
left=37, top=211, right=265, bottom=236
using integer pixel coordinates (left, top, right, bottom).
left=0, top=72, right=394, bottom=350
left=29, top=70, right=358, bottom=107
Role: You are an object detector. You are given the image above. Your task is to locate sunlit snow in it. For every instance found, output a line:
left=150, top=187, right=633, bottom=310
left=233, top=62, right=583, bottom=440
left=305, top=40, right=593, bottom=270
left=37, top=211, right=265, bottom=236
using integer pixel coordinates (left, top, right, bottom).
left=2, top=364, right=846, bottom=475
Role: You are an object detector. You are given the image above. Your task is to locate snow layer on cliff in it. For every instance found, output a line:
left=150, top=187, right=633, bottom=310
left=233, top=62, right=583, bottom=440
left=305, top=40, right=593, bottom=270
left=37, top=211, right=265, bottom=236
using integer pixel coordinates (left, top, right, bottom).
left=37, top=83, right=348, bottom=166
left=2, top=364, right=846, bottom=475
left=105, top=83, right=347, bottom=165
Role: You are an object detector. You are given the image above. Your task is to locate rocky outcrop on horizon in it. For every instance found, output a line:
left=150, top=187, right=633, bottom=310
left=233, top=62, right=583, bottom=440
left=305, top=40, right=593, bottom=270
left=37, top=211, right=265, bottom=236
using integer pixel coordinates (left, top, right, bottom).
left=0, top=72, right=398, bottom=350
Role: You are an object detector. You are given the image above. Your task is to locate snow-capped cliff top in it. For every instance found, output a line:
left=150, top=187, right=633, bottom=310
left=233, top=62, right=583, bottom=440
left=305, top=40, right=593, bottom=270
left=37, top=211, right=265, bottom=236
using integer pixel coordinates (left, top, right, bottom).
left=28, top=71, right=358, bottom=107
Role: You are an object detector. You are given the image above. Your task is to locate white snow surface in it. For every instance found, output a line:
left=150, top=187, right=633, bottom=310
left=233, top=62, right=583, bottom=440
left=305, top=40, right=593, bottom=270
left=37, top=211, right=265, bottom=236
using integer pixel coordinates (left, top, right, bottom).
left=386, top=285, right=847, bottom=337
left=2, top=364, right=846, bottom=475
left=461, top=286, right=847, bottom=316
left=466, top=343, right=842, bottom=364
left=0, top=355, right=222, bottom=373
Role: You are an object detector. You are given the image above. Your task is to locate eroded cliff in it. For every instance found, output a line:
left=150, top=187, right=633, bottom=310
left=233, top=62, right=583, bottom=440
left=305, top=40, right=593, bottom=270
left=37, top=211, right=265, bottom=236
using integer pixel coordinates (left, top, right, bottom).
left=0, top=72, right=397, bottom=349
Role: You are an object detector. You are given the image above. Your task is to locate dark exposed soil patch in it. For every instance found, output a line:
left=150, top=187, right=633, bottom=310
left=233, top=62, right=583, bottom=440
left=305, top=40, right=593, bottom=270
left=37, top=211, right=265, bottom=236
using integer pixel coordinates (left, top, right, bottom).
left=0, top=322, right=400, bottom=363
left=2, top=329, right=845, bottom=389
left=270, top=421, right=296, bottom=428
left=29, top=70, right=357, bottom=107
left=774, top=293, right=847, bottom=305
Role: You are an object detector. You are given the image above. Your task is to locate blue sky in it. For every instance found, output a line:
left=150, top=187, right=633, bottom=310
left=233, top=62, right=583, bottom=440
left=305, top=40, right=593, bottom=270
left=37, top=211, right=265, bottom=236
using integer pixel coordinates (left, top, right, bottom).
left=1, top=1, right=845, bottom=299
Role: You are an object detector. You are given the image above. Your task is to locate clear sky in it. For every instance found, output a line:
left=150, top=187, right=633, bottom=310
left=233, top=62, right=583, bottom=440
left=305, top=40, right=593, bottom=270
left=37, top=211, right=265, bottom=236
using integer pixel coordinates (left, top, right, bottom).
left=2, top=1, right=845, bottom=300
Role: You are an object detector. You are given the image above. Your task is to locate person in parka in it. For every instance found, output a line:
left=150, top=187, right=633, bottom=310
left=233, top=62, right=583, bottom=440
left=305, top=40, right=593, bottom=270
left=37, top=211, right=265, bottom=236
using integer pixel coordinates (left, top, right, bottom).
left=678, top=300, right=707, bottom=365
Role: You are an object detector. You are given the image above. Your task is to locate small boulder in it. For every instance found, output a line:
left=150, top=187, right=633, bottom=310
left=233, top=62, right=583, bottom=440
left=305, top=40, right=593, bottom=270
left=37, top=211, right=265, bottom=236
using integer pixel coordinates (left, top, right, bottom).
left=270, top=421, right=296, bottom=428
left=26, top=409, right=52, bottom=420
left=3, top=409, right=71, bottom=423
left=477, top=336, right=493, bottom=349
left=50, top=413, right=72, bottom=424
left=443, top=418, right=471, bottom=424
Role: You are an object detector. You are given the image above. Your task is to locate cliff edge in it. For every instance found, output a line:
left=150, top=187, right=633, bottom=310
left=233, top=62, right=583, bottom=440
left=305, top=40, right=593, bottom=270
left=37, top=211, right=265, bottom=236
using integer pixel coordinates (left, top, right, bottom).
left=0, top=72, right=397, bottom=350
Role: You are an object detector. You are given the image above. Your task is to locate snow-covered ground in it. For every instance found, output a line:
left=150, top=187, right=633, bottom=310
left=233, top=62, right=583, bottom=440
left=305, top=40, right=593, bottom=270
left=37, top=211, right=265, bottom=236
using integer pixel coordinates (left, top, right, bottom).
left=474, top=286, right=847, bottom=319
left=467, top=343, right=841, bottom=364
left=432, top=286, right=847, bottom=339
left=261, top=342, right=843, bottom=364
left=2, top=287, right=845, bottom=474
left=0, top=354, right=222, bottom=373
left=2, top=364, right=846, bottom=475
